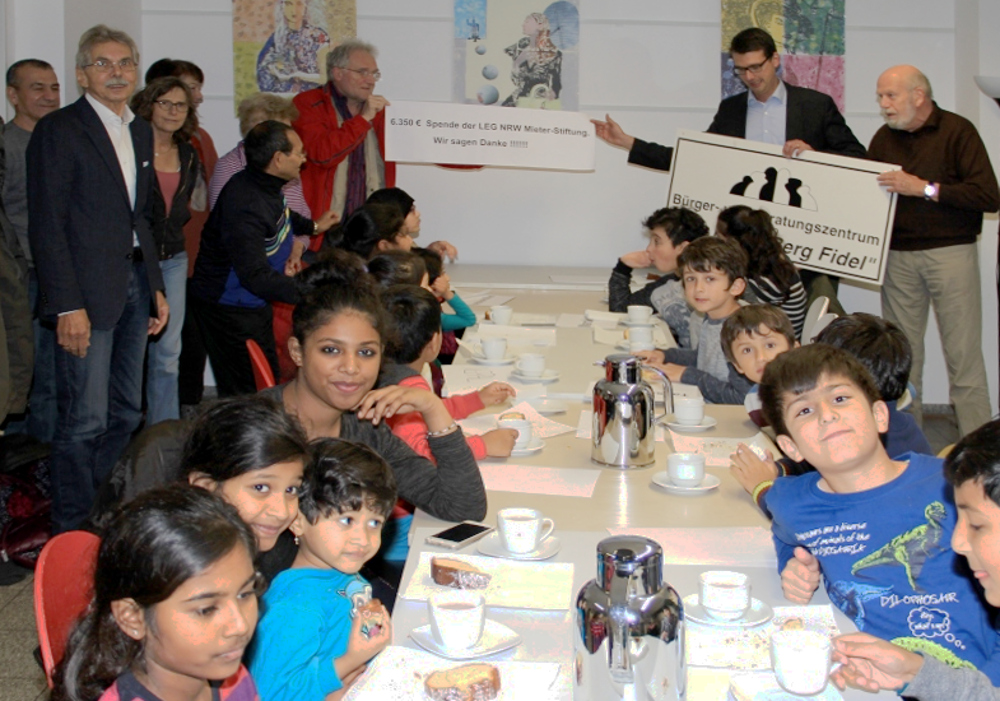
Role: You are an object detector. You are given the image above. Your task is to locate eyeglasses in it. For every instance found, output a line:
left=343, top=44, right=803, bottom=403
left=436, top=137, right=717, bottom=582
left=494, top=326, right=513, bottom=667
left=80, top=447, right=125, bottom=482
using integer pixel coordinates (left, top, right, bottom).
left=154, top=100, right=190, bottom=113
left=732, top=59, right=771, bottom=77
left=83, top=58, right=137, bottom=73
left=341, top=67, right=381, bottom=82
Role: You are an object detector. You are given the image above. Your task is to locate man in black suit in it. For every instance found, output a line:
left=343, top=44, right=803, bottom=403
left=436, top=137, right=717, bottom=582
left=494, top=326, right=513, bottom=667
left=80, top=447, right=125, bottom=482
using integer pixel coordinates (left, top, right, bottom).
left=27, top=25, right=168, bottom=532
left=592, top=27, right=865, bottom=169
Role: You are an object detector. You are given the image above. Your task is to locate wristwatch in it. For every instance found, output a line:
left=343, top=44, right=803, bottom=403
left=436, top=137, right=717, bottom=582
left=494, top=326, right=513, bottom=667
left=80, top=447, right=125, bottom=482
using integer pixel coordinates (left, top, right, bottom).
left=924, top=181, right=938, bottom=200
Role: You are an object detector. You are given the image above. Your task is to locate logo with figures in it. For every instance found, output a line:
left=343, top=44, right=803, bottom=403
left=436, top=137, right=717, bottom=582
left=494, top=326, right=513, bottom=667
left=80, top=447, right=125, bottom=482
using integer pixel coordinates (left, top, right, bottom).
left=730, top=166, right=817, bottom=211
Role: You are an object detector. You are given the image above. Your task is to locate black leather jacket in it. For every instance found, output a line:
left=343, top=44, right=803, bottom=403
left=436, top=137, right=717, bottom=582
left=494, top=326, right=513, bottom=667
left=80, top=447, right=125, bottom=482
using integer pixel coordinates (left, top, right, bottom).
left=151, top=139, right=199, bottom=260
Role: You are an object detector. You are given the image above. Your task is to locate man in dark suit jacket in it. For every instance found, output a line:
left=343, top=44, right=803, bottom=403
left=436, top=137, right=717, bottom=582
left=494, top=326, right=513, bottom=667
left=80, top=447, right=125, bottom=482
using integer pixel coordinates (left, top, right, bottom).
left=27, top=25, right=168, bottom=532
left=593, top=27, right=865, bottom=169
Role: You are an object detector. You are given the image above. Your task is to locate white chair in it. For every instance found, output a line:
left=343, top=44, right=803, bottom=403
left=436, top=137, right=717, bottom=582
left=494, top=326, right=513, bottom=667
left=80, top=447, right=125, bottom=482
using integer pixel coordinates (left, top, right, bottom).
left=807, top=312, right=839, bottom=344
left=801, top=296, right=830, bottom=342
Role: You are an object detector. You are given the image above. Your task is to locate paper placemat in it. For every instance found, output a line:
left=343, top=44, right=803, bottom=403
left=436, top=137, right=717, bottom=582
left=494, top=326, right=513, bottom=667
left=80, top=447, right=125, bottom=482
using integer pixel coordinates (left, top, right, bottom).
left=513, top=312, right=558, bottom=326
left=686, top=604, right=840, bottom=670
left=667, top=431, right=773, bottom=467
left=480, top=464, right=600, bottom=498
left=458, top=401, right=575, bottom=439
left=477, top=294, right=516, bottom=307
left=343, top=645, right=561, bottom=701
left=576, top=410, right=666, bottom=442
left=442, top=364, right=515, bottom=397
left=592, top=325, right=673, bottom=348
left=584, top=309, right=626, bottom=328
left=459, top=290, right=493, bottom=306
left=401, top=552, right=575, bottom=610
left=604, top=527, right=776, bottom=568
left=556, top=313, right=586, bottom=328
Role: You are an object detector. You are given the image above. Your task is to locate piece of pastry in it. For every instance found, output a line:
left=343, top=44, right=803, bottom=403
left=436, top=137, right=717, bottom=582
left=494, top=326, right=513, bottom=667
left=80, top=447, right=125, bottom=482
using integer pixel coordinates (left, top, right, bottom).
left=431, top=556, right=492, bottom=589
left=780, top=617, right=804, bottom=631
left=424, top=663, right=501, bottom=701
left=499, top=411, right=525, bottom=421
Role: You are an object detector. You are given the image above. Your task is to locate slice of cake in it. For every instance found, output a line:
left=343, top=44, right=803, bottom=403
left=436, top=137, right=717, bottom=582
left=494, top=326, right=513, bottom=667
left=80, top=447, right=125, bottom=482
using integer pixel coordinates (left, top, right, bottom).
left=425, top=663, right=501, bottom=701
left=431, top=556, right=492, bottom=589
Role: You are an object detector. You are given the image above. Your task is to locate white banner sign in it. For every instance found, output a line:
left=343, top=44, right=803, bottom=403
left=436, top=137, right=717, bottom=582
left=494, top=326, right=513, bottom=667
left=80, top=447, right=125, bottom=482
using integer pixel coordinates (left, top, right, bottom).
left=667, top=130, right=899, bottom=285
left=384, top=100, right=595, bottom=171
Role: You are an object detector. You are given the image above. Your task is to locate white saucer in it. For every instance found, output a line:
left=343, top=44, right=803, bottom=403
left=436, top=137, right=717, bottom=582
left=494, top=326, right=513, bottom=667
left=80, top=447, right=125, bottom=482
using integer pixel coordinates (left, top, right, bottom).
left=510, top=369, right=560, bottom=384
left=510, top=437, right=544, bottom=456
left=476, top=531, right=562, bottom=560
left=410, top=618, right=522, bottom=659
left=616, top=341, right=655, bottom=353
left=526, top=398, right=568, bottom=415
left=620, top=319, right=656, bottom=328
left=651, top=472, right=721, bottom=494
left=470, top=354, right=516, bottom=366
left=661, top=414, right=718, bottom=432
left=682, top=593, right=774, bottom=628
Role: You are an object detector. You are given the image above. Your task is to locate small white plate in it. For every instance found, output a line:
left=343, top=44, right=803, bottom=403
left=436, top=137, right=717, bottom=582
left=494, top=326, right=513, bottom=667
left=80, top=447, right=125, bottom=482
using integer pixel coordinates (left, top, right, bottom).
left=620, top=319, right=656, bottom=328
left=661, top=414, right=718, bottom=432
left=651, top=472, right=721, bottom=494
left=409, top=618, right=522, bottom=659
left=526, top=398, right=568, bottom=415
left=510, top=437, right=544, bottom=456
left=682, top=593, right=774, bottom=628
left=510, top=369, right=560, bottom=384
left=470, top=354, right=516, bottom=366
left=476, top=531, right=562, bottom=561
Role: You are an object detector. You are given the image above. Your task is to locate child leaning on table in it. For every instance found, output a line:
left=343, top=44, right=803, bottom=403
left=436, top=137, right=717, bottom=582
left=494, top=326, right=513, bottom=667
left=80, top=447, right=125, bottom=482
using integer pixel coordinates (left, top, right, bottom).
left=248, top=439, right=397, bottom=701
left=830, top=419, right=1000, bottom=699
left=636, top=237, right=749, bottom=401
left=608, top=207, right=710, bottom=346
left=733, top=313, right=934, bottom=513
left=379, top=284, right=518, bottom=460
left=759, top=344, right=1000, bottom=683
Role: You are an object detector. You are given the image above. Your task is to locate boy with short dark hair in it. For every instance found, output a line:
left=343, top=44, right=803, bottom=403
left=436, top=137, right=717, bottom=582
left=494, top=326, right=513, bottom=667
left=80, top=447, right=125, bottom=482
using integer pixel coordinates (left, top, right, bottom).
left=832, top=419, right=1000, bottom=697
left=249, top=439, right=398, bottom=701
left=640, top=237, right=749, bottom=401
left=721, top=303, right=798, bottom=419
left=379, top=284, right=516, bottom=460
left=609, top=207, right=710, bottom=346
left=760, top=344, right=1000, bottom=682
left=815, top=313, right=932, bottom=457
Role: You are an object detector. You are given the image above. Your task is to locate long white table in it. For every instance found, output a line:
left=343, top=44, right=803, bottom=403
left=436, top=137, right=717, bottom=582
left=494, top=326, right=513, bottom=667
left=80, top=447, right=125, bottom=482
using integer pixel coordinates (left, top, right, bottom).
left=387, top=268, right=892, bottom=701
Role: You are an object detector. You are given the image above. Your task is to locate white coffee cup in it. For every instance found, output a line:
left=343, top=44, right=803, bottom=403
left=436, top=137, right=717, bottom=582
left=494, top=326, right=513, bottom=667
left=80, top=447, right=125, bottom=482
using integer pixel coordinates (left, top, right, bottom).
left=771, top=630, right=833, bottom=696
left=630, top=341, right=655, bottom=353
left=497, top=416, right=533, bottom=450
left=490, top=305, right=514, bottom=325
left=481, top=337, right=507, bottom=360
left=667, top=452, right=705, bottom=487
left=516, top=353, right=546, bottom=377
left=428, top=590, right=486, bottom=650
left=627, top=325, right=654, bottom=346
left=674, top=396, right=706, bottom=426
left=627, top=305, right=653, bottom=324
left=699, top=570, right=750, bottom=621
left=497, top=507, right=555, bottom=554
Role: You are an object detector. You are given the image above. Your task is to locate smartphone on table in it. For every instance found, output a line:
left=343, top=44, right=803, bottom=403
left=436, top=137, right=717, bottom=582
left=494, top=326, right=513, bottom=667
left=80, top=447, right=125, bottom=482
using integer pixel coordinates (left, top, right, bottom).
left=424, top=521, right=494, bottom=549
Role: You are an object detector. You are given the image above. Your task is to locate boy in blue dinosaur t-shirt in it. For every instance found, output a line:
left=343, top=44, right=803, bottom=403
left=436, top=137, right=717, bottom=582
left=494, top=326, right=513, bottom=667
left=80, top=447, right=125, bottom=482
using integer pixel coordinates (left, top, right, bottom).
left=248, top=439, right=397, bottom=701
left=760, top=344, right=1000, bottom=682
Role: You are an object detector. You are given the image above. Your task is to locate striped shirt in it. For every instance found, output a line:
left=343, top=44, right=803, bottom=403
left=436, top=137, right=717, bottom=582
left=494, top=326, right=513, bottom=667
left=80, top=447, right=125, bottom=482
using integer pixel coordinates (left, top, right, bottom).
left=745, top=273, right=808, bottom=337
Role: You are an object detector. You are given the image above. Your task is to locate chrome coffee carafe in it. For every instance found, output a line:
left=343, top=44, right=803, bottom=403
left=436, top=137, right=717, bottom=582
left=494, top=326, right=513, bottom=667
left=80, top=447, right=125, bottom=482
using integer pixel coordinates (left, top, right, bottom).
left=574, top=535, right=685, bottom=701
left=592, top=353, right=673, bottom=468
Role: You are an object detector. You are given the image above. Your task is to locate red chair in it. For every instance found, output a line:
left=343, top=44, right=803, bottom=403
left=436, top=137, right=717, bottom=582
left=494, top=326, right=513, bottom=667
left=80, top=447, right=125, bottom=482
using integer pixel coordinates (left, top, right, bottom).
left=34, top=530, right=101, bottom=688
left=246, top=339, right=276, bottom=390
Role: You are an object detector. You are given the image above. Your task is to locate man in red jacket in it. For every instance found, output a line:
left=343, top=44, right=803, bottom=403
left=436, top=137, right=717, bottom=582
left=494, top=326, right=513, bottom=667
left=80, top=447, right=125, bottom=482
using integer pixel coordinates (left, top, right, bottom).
left=292, top=38, right=393, bottom=233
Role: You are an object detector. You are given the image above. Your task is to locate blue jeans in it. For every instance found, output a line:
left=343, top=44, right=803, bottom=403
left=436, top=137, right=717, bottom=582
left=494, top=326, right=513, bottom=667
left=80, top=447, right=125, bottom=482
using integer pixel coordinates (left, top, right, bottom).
left=145, top=253, right=187, bottom=424
left=4, top=269, right=58, bottom=441
left=51, top=261, right=151, bottom=532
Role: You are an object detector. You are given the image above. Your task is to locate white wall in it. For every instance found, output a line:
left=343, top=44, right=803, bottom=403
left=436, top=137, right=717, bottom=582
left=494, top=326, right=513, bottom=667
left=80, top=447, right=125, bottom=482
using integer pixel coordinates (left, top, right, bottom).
left=3, top=0, right=999, bottom=409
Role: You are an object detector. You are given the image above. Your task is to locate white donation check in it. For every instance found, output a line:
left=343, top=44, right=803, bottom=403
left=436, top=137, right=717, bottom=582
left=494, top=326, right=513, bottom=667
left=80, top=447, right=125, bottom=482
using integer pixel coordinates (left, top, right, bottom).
left=667, top=130, right=900, bottom=284
left=384, top=100, right=595, bottom=171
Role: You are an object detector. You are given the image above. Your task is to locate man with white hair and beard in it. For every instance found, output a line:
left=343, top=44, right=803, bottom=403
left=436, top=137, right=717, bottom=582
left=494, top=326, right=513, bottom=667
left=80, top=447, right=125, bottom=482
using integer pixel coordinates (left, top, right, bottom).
left=27, top=25, right=168, bottom=532
left=869, top=64, right=999, bottom=438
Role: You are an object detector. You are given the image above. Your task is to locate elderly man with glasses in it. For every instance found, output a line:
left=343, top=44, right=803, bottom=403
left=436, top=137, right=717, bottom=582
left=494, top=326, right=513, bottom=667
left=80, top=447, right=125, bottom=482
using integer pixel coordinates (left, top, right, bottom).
left=292, top=38, right=392, bottom=235
left=26, top=24, right=169, bottom=532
